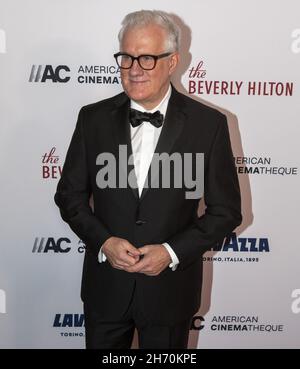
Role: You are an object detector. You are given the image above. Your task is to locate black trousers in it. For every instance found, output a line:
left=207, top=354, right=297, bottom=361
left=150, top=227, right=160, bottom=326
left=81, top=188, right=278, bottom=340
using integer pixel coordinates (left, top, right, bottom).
left=84, top=284, right=192, bottom=349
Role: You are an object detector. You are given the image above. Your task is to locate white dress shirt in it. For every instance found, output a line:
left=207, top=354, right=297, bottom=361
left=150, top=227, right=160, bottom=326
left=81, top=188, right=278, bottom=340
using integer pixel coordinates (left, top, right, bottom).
left=98, top=84, right=179, bottom=271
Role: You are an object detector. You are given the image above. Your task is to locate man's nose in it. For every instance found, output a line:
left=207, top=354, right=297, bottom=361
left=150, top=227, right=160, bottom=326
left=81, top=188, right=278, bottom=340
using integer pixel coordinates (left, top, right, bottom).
left=129, top=59, right=144, bottom=75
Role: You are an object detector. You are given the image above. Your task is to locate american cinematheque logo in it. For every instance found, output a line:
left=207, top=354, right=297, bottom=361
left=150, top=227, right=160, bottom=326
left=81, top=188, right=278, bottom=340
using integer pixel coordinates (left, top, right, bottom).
left=206, top=315, right=284, bottom=333
left=187, top=60, right=294, bottom=96
left=235, top=156, right=298, bottom=176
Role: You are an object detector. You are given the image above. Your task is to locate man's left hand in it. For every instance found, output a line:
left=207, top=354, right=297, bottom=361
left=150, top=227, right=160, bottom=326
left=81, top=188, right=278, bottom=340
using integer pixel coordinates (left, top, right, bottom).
left=124, top=244, right=171, bottom=276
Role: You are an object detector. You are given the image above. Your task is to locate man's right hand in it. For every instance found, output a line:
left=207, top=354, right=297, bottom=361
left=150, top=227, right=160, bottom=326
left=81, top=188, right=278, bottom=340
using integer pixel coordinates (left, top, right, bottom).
left=101, top=236, right=141, bottom=270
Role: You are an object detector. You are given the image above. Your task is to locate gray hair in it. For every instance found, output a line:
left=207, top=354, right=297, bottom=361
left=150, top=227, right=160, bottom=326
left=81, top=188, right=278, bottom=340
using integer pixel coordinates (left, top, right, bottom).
left=118, top=10, right=181, bottom=52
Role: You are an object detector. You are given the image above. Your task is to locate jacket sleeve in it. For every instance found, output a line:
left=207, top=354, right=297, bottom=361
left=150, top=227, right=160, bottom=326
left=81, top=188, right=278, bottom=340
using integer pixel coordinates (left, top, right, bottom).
left=166, top=114, right=242, bottom=270
left=54, top=107, right=111, bottom=256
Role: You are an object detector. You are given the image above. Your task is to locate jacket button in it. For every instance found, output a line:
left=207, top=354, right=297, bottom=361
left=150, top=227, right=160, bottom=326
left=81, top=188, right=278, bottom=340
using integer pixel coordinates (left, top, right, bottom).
left=136, top=220, right=146, bottom=225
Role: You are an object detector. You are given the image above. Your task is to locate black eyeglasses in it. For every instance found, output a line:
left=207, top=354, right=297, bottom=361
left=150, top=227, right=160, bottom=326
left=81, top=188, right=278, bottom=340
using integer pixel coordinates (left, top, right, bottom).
left=113, top=52, right=172, bottom=70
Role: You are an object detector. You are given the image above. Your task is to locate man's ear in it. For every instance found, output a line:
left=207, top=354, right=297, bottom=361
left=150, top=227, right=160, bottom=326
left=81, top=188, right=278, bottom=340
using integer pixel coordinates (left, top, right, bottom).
left=169, top=52, right=179, bottom=74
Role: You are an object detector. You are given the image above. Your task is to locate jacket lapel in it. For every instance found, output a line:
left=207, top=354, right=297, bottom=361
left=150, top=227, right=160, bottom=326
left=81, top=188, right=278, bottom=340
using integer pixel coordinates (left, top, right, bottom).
left=111, top=94, right=139, bottom=200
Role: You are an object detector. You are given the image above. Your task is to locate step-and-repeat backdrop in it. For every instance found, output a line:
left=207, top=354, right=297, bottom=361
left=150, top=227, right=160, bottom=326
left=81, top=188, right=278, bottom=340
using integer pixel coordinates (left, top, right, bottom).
left=0, top=0, right=299, bottom=348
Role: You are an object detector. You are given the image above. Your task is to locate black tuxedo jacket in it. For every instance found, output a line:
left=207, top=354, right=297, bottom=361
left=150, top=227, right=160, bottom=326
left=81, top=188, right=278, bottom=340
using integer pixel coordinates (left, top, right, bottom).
left=55, top=86, right=242, bottom=325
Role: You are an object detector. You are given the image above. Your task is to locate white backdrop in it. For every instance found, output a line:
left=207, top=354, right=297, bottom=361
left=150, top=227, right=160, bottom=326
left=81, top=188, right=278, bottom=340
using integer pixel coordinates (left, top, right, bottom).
left=0, top=0, right=299, bottom=349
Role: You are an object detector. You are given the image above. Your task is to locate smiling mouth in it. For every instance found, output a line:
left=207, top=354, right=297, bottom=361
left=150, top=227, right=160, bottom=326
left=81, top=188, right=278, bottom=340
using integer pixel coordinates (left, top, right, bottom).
left=129, top=80, right=148, bottom=84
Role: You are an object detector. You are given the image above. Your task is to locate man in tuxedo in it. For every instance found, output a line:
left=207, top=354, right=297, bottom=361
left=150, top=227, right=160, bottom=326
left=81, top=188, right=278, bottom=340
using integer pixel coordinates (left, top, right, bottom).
left=55, top=10, right=242, bottom=349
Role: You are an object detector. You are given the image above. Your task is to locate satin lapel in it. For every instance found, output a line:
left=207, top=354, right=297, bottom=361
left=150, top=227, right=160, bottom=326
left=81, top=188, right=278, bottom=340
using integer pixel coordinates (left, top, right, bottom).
left=111, top=95, right=139, bottom=200
left=139, top=90, right=186, bottom=202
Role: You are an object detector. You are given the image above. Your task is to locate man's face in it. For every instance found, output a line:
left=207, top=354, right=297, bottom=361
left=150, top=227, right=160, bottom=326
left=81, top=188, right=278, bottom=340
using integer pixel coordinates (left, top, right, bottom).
left=120, top=24, right=178, bottom=110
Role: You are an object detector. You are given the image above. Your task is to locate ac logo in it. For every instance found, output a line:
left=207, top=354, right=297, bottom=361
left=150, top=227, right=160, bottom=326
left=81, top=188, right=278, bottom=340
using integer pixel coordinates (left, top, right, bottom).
left=291, top=289, right=300, bottom=314
left=32, top=237, right=71, bottom=253
left=0, top=29, right=6, bottom=53
left=0, top=289, right=6, bottom=313
left=29, top=65, right=70, bottom=82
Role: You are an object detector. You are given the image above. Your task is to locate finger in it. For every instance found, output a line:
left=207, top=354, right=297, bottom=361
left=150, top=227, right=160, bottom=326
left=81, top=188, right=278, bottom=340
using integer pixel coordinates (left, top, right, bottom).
left=120, top=253, right=140, bottom=266
left=113, top=265, right=124, bottom=270
left=114, top=261, right=132, bottom=268
left=117, top=249, right=140, bottom=265
left=138, top=267, right=155, bottom=274
left=138, top=246, right=149, bottom=255
left=125, top=258, right=148, bottom=273
left=127, top=252, right=141, bottom=261
left=140, top=272, right=159, bottom=277
left=126, top=244, right=141, bottom=256
left=107, top=256, right=132, bottom=269
left=113, top=258, right=140, bottom=268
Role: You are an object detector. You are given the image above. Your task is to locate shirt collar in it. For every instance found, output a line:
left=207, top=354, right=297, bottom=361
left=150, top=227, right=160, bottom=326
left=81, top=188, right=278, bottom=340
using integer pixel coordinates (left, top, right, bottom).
left=130, top=84, right=172, bottom=117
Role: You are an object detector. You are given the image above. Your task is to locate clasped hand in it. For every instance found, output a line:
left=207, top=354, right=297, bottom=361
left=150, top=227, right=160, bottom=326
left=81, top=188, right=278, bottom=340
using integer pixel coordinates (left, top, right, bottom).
left=102, top=237, right=171, bottom=276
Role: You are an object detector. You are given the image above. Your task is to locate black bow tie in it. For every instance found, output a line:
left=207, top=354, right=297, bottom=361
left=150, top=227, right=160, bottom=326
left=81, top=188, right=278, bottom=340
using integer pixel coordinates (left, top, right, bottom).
left=129, top=108, right=164, bottom=128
